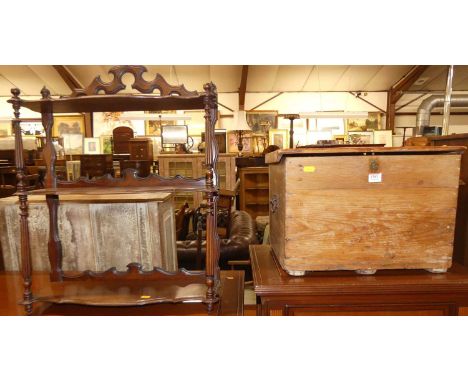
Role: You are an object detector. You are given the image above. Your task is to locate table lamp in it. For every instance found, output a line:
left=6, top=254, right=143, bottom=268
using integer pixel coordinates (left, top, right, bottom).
left=230, top=110, right=252, bottom=156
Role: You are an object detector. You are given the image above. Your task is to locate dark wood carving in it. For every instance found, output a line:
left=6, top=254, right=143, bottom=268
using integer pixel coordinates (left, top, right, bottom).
left=62, top=263, right=205, bottom=282
left=71, top=66, right=199, bottom=97
left=46, top=195, right=63, bottom=282
left=8, top=66, right=220, bottom=313
left=56, top=168, right=209, bottom=190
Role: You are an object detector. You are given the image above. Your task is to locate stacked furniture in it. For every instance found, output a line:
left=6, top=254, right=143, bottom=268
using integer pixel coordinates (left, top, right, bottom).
left=158, top=153, right=236, bottom=208
left=8, top=65, right=230, bottom=315
left=80, top=154, right=113, bottom=178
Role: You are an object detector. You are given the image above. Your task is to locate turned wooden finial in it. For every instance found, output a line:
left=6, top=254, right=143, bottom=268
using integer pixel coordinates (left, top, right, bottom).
left=41, top=86, right=51, bottom=99
left=10, top=88, right=21, bottom=119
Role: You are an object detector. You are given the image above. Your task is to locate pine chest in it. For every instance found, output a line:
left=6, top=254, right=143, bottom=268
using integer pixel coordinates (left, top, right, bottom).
left=265, top=146, right=465, bottom=275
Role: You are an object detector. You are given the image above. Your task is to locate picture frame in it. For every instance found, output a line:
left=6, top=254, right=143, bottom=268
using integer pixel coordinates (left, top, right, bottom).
left=53, top=115, right=86, bottom=137
left=100, top=135, right=113, bottom=154
left=252, top=134, right=268, bottom=154
left=348, top=131, right=374, bottom=145
left=83, top=137, right=101, bottom=154
left=19, top=119, right=44, bottom=136
left=346, top=112, right=382, bottom=132
left=373, top=130, right=393, bottom=147
left=144, top=110, right=177, bottom=136
left=246, top=110, right=278, bottom=134
left=268, top=128, right=289, bottom=149
left=0, top=121, right=11, bottom=137
left=62, top=133, right=84, bottom=155
left=227, top=131, right=252, bottom=154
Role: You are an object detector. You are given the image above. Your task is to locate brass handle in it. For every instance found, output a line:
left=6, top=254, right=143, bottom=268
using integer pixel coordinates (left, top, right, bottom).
left=270, top=194, right=279, bottom=213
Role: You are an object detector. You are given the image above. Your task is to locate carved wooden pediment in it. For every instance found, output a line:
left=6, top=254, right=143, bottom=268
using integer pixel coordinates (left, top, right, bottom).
left=71, top=65, right=199, bottom=97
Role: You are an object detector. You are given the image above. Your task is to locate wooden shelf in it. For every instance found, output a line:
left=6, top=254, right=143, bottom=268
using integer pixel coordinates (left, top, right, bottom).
left=34, top=279, right=209, bottom=306
left=245, top=201, right=269, bottom=206
left=240, top=166, right=270, bottom=220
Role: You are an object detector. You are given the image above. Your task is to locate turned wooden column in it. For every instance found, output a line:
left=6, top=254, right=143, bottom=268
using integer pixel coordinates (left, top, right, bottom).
left=10, top=88, right=34, bottom=315
left=203, top=82, right=220, bottom=311
left=284, top=114, right=300, bottom=149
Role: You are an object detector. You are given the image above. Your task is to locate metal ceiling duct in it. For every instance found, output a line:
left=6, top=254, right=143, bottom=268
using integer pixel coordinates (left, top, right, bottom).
left=416, top=93, right=468, bottom=135
left=442, top=65, right=454, bottom=135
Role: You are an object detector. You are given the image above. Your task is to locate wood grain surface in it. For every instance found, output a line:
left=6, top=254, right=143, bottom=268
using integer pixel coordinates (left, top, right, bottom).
left=269, top=152, right=462, bottom=272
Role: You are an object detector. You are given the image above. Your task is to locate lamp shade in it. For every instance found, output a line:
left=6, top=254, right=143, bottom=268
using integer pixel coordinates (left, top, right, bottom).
left=230, top=110, right=251, bottom=131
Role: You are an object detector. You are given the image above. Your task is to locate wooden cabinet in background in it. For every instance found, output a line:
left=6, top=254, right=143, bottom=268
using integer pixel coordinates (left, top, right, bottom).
left=129, top=138, right=153, bottom=161
left=158, top=153, right=237, bottom=208
left=112, top=126, right=134, bottom=154
left=239, top=166, right=269, bottom=220
left=80, top=154, right=113, bottom=179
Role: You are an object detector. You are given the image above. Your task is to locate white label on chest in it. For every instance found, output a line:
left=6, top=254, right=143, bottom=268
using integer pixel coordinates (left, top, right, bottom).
left=368, top=173, right=382, bottom=183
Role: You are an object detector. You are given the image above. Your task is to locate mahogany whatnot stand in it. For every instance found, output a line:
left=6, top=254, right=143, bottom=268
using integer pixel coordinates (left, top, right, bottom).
left=8, top=65, right=223, bottom=314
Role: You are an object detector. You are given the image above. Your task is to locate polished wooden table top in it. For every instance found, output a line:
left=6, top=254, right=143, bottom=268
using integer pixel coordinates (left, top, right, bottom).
left=251, top=244, right=468, bottom=296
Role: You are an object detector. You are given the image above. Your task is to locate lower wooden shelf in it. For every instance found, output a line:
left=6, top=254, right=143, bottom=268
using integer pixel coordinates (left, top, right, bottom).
left=1, top=270, right=244, bottom=316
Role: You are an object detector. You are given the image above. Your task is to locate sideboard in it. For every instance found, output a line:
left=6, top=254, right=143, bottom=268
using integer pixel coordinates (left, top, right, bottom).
left=158, top=153, right=237, bottom=208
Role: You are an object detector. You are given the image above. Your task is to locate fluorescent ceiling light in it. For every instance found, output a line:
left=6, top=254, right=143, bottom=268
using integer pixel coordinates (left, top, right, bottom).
left=119, top=112, right=191, bottom=121
left=300, top=111, right=369, bottom=119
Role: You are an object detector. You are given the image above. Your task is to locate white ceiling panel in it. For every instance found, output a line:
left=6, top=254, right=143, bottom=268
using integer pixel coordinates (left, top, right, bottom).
left=0, top=66, right=51, bottom=95
left=2, top=65, right=468, bottom=100
left=363, top=65, right=413, bottom=91
left=28, top=65, right=71, bottom=95
left=271, top=66, right=314, bottom=91
left=170, top=65, right=211, bottom=92
left=246, top=66, right=279, bottom=92
left=332, top=66, right=383, bottom=91
left=303, top=66, right=349, bottom=91
left=210, top=65, right=242, bottom=93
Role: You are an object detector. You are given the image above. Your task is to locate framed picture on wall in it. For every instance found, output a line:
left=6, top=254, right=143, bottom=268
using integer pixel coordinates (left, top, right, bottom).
left=100, top=135, right=113, bottom=154
left=346, top=112, right=382, bottom=132
left=348, top=131, right=374, bottom=145
left=268, top=129, right=289, bottom=149
left=19, top=119, right=44, bottom=136
left=246, top=110, right=278, bottom=134
left=373, top=130, right=393, bottom=147
left=53, top=115, right=86, bottom=137
left=0, top=121, right=11, bottom=137
left=83, top=137, right=101, bottom=154
left=144, top=110, right=177, bottom=136
left=62, top=133, right=83, bottom=155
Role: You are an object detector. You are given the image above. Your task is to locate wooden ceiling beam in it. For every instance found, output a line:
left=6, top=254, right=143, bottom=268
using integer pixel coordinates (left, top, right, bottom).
left=53, top=65, right=93, bottom=137
left=238, top=65, right=249, bottom=111
left=386, top=65, right=429, bottom=131
left=52, top=65, right=83, bottom=91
